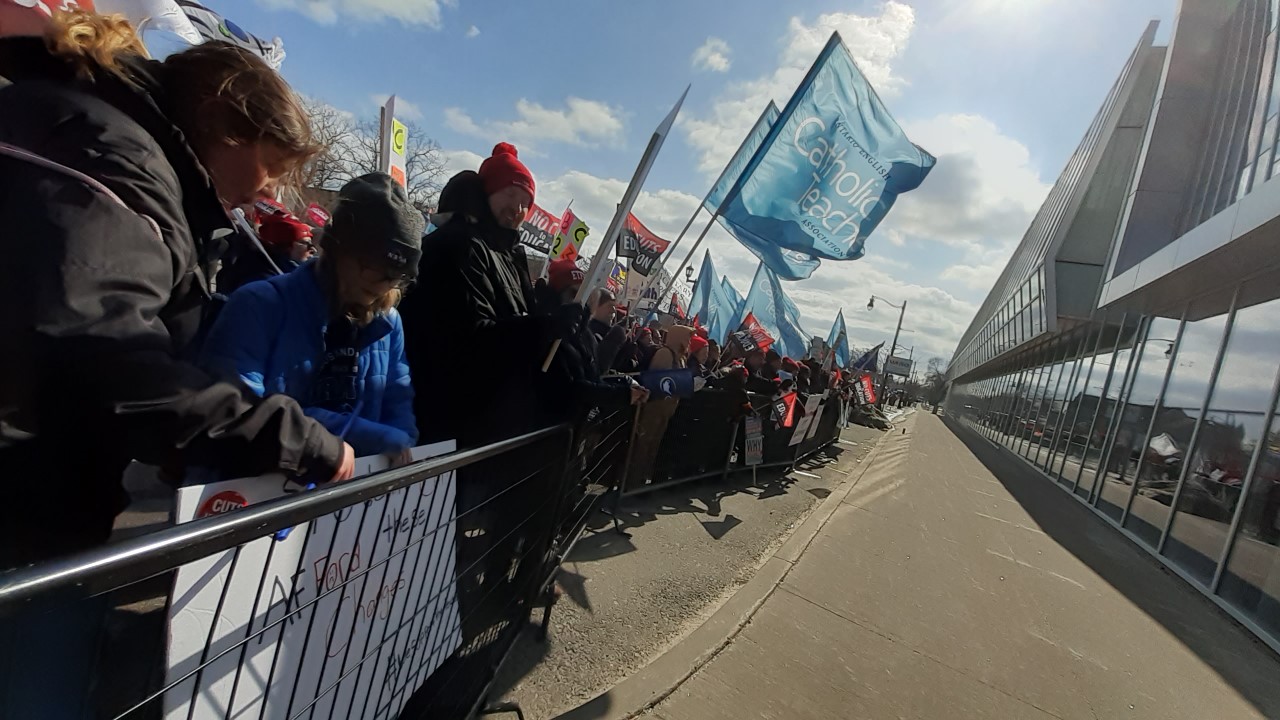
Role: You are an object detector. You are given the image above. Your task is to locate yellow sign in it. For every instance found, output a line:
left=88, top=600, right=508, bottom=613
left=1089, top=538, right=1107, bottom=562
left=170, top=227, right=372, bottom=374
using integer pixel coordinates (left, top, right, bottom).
left=391, top=119, right=408, bottom=157
left=551, top=208, right=589, bottom=260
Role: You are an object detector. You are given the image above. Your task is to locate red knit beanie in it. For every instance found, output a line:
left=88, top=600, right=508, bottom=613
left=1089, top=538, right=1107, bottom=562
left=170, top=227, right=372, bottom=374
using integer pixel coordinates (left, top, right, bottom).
left=548, top=258, right=585, bottom=292
left=689, top=335, right=709, bottom=355
left=259, top=214, right=312, bottom=249
left=479, top=142, right=536, bottom=201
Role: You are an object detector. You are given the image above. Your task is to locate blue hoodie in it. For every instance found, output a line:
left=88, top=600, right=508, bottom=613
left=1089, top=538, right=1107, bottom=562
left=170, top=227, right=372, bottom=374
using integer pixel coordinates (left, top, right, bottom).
left=200, top=262, right=417, bottom=457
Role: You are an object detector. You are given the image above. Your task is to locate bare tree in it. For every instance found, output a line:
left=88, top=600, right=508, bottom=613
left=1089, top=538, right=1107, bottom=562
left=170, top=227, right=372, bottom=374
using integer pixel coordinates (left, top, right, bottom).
left=295, top=100, right=448, bottom=213
left=350, top=119, right=448, bottom=212
left=298, top=98, right=357, bottom=193
left=923, top=356, right=949, bottom=406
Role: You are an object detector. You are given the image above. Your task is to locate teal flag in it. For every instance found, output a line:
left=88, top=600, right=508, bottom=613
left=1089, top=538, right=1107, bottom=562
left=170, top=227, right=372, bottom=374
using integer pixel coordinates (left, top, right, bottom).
left=719, top=32, right=934, bottom=266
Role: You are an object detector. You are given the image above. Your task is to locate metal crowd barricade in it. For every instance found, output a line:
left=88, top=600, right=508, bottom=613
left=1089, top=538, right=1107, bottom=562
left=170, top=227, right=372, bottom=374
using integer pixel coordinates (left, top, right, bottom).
left=793, top=394, right=844, bottom=460
left=0, top=424, right=574, bottom=720
left=535, top=403, right=636, bottom=634
left=621, top=390, right=743, bottom=496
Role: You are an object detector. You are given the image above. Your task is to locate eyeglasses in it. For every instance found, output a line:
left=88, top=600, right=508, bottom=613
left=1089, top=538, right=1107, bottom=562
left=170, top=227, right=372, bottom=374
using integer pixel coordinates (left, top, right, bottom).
left=358, top=259, right=414, bottom=288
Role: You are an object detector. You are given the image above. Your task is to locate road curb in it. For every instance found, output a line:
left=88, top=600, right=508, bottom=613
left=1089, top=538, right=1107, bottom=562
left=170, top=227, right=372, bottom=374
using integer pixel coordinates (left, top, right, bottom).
left=553, top=423, right=899, bottom=720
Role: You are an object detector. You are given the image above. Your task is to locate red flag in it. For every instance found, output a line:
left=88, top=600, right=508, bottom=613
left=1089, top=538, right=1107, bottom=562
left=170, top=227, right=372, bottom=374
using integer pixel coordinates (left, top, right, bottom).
left=856, top=373, right=878, bottom=405
left=773, top=391, right=798, bottom=427
left=740, top=312, right=775, bottom=352
left=671, top=293, right=686, bottom=320
left=625, top=213, right=672, bottom=275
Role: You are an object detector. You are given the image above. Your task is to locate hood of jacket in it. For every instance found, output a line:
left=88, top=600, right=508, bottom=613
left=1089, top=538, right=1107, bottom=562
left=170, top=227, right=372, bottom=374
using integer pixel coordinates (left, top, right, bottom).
left=0, top=36, right=232, bottom=263
left=429, top=169, right=520, bottom=252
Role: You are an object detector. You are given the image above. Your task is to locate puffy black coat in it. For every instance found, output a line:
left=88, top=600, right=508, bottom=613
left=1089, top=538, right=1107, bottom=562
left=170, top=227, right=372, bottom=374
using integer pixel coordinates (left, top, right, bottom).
left=0, top=38, right=342, bottom=566
left=399, top=171, right=549, bottom=446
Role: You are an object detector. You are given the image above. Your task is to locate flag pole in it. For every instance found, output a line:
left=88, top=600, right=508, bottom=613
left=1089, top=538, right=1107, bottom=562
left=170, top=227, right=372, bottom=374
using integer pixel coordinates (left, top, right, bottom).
left=626, top=195, right=709, bottom=315
left=543, top=85, right=689, bottom=372
left=651, top=210, right=719, bottom=323
left=631, top=101, right=778, bottom=313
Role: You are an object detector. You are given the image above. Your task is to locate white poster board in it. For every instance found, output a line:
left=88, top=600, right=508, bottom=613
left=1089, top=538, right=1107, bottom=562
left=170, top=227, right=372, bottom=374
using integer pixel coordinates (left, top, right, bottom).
left=788, top=396, right=825, bottom=446
left=164, top=441, right=461, bottom=720
left=803, top=393, right=830, bottom=442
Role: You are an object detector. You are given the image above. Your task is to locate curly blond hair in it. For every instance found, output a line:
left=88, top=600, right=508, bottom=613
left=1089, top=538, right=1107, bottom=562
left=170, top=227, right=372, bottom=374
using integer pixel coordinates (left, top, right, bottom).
left=44, top=9, right=149, bottom=77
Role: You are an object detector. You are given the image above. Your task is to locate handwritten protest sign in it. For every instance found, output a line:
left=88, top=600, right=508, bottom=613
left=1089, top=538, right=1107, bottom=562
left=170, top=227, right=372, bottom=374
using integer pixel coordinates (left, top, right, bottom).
left=165, top=441, right=460, bottom=720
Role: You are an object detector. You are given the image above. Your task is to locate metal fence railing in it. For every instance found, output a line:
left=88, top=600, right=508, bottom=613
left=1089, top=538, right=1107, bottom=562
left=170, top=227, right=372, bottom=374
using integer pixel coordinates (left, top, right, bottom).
left=0, top=388, right=854, bottom=720
left=0, top=424, right=572, bottom=720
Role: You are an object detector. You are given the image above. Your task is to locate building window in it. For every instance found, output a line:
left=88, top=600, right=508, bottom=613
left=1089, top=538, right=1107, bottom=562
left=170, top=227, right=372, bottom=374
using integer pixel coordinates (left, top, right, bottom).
left=1097, top=317, right=1181, bottom=522
left=1167, top=299, right=1280, bottom=586
left=1124, top=314, right=1230, bottom=548
left=1081, top=340, right=1138, bottom=502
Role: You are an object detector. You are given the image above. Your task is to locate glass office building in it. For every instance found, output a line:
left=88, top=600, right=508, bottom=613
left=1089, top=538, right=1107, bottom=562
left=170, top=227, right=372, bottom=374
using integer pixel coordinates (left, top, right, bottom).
left=946, top=0, right=1280, bottom=653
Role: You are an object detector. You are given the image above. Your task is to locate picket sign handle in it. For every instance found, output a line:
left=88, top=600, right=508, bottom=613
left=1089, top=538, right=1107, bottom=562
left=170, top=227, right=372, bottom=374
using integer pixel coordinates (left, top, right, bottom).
left=541, top=338, right=561, bottom=372
left=540, top=86, right=689, bottom=373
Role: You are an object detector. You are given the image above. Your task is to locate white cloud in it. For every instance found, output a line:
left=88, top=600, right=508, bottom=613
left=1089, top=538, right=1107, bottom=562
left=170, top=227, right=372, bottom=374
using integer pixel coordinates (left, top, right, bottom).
left=691, top=37, right=732, bottom=73
left=496, top=158, right=975, bottom=363
left=465, top=24, right=480, bottom=38
left=258, top=0, right=447, bottom=27
left=440, top=148, right=485, bottom=178
left=874, top=113, right=1050, bottom=293
left=370, top=94, right=424, bottom=121
left=444, top=97, right=625, bottom=152
left=683, top=1, right=916, bottom=178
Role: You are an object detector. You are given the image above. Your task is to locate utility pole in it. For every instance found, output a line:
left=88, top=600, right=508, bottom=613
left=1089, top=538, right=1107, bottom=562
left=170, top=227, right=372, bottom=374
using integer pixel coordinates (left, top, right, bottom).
left=868, top=296, right=907, bottom=407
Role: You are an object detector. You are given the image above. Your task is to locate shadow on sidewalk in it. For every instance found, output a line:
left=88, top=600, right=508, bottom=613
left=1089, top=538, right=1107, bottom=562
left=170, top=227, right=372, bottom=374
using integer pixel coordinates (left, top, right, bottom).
left=943, top=416, right=1280, bottom=718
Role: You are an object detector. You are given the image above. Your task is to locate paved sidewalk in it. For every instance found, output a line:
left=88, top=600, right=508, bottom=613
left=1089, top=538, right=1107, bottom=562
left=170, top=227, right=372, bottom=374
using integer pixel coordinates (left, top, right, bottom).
left=648, top=413, right=1280, bottom=720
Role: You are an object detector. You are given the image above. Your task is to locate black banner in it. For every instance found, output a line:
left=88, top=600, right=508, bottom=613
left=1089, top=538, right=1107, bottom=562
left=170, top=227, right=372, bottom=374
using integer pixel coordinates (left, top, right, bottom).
left=519, top=221, right=554, bottom=254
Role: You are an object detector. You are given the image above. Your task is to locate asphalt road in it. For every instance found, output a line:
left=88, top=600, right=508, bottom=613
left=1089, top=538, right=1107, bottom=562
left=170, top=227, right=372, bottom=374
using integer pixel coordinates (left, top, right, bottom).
left=491, top=423, right=885, bottom=719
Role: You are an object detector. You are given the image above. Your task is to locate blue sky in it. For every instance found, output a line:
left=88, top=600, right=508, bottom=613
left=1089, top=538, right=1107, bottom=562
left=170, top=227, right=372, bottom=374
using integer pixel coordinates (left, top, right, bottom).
left=193, top=0, right=1173, bottom=363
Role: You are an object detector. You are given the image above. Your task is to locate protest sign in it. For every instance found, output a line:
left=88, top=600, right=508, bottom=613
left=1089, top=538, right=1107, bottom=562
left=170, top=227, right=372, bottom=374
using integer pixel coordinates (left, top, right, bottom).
left=520, top=203, right=561, bottom=254
left=165, top=441, right=459, bottom=720
left=803, top=392, right=829, bottom=441
left=620, top=213, right=670, bottom=276
left=551, top=208, right=589, bottom=261
left=788, top=395, right=824, bottom=446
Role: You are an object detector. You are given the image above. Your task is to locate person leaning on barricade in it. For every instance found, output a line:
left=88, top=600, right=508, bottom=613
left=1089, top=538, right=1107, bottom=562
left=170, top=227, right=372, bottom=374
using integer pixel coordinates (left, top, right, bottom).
left=533, top=259, right=647, bottom=418
left=200, top=173, right=422, bottom=465
left=400, top=142, right=583, bottom=446
left=0, top=10, right=356, bottom=718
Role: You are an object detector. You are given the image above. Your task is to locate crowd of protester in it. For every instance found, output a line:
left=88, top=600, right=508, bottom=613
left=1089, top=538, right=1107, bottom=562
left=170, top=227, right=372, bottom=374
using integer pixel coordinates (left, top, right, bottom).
left=0, top=9, right=871, bottom=717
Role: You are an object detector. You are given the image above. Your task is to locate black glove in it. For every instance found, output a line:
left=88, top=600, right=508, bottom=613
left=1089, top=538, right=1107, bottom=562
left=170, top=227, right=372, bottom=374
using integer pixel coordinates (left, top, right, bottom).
left=553, top=302, right=588, bottom=338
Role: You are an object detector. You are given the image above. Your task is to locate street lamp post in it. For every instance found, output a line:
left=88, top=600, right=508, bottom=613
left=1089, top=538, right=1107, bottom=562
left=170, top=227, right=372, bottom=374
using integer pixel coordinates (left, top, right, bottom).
left=868, top=295, right=907, bottom=406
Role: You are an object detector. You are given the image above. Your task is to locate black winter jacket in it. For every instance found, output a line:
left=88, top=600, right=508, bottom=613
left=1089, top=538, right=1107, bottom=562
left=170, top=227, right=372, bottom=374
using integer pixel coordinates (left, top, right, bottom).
left=0, top=39, right=342, bottom=565
left=534, top=284, right=630, bottom=421
left=399, top=171, right=548, bottom=446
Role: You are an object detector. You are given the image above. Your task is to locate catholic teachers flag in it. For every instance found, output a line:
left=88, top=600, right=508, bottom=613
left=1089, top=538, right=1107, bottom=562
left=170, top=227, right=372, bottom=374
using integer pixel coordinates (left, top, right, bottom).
left=720, top=31, right=934, bottom=263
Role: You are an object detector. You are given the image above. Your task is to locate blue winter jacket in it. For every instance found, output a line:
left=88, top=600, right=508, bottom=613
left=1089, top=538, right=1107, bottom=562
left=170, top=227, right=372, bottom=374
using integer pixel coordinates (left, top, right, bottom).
left=200, top=263, right=417, bottom=457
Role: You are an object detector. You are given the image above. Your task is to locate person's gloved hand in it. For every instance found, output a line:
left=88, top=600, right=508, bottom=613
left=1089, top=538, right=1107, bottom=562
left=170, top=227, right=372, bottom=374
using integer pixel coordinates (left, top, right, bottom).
left=553, top=302, right=588, bottom=337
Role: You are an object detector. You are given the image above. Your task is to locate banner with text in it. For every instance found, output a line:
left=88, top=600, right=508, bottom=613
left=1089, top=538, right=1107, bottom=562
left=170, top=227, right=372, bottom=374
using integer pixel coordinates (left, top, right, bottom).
left=164, top=442, right=460, bottom=720
left=719, top=32, right=934, bottom=266
left=620, top=213, right=671, bottom=277
left=520, top=202, right=561, bottom=254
